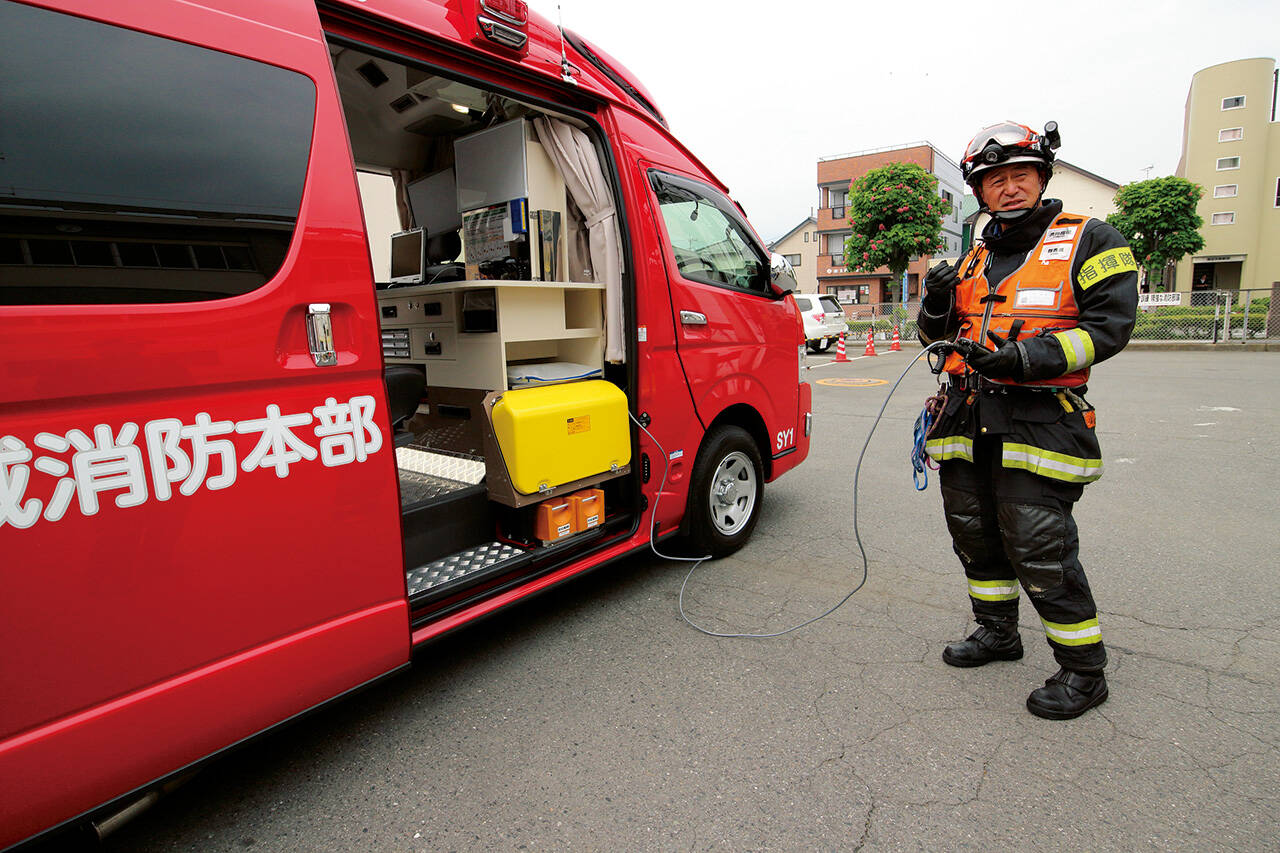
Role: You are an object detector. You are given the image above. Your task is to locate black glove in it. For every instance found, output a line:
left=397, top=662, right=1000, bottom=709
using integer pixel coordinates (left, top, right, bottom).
left=922, top=261, right=959, bottom=311
left=954, top=331, right=1024, bottom=379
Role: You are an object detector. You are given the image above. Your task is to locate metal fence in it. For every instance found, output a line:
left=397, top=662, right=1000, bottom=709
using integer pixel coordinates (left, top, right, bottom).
left=838, top=302, right=920, bottom=343
left=833, top=288, right=1279, bottom=344
left=1130, top=289, right=1278, bottom=342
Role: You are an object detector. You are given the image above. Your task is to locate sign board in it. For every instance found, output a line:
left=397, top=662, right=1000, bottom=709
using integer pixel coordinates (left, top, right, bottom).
left=1138, top=292, right=1182, bottom=307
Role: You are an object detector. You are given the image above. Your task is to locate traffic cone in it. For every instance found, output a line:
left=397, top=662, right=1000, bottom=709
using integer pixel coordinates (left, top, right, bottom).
left=863, top=327, right=877, bottom=357
left=890, top=325, right=902, bottom=351
left=833, top=332, right=850, bottom=362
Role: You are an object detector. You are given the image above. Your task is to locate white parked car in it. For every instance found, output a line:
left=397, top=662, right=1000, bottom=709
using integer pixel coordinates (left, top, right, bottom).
left=793, top=293, right=848, bottom=353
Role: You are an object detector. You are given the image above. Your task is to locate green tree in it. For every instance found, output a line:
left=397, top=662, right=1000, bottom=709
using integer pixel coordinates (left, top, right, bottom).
left=1107, top=177, right=1204, bottom=290
left=844, top=162, right=949, bottom=300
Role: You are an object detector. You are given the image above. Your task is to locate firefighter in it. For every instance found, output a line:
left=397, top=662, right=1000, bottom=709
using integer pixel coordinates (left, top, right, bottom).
left=917, top=121, right=1138, bottom=719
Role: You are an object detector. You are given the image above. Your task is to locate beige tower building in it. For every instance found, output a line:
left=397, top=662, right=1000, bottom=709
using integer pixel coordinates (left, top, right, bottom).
left=1174, top=57, right=1279, bottom=294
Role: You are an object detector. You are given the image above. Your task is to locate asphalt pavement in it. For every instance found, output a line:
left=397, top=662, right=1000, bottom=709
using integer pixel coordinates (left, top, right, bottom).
left=94, top=349, right=1278, bottom=852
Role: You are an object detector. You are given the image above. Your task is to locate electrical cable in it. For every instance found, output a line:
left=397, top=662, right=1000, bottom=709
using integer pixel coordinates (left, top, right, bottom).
left=633, top=340, right=951, bottom=638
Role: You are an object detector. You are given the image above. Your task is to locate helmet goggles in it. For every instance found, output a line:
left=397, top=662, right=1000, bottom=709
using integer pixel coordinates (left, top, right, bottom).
left=961, top=120, right=1058, bottom=186
left=963, top=122, right=1040, bottom=163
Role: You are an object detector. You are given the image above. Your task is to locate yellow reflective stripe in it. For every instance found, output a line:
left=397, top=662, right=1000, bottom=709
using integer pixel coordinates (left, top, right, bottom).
left=968, top=579, right=1020, bottom=601
left=925, top=435, right=973, bottom=462
left=1053, top=328, right=1095, bottom=372
left=1002, top=442, right=1104, bottom=483
left=1041, top=616, right=1102, bottom=646
left=1077, top=246, right=1137, bottom=290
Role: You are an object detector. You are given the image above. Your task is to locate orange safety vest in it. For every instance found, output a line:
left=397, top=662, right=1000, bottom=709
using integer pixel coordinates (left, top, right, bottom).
left=943, top=212, right=1092, bottom=388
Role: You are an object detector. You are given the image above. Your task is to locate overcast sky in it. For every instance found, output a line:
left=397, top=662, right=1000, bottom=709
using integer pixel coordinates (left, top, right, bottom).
left=541, top=0, right=1278, bottom=242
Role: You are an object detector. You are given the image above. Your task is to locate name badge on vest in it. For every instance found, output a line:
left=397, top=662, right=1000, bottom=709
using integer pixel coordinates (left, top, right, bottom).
left=1044, top=226, right=1078, bottom=243
left=1039, top=243, right=1072, bottom=262
left=1015, top=288, right=1059, bottom=308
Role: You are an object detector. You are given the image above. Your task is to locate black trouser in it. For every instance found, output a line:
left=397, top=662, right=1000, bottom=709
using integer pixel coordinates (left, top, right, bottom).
left=939, top=436, right=1106, bottom=673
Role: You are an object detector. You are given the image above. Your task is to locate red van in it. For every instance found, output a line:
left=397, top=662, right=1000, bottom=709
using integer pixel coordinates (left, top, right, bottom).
left=0, top=0, right=810, bottom=846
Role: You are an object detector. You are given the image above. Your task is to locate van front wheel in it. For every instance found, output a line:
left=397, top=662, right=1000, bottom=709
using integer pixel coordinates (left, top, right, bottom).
left=685, top=425, right=764, bottom=558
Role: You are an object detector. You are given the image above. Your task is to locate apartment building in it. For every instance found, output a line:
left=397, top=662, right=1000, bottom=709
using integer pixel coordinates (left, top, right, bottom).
left=815, top=142, right=964, bottom=305
left=766, top=216, right=819, bottom=293
left=1174, top=57, right=1279, bottom=294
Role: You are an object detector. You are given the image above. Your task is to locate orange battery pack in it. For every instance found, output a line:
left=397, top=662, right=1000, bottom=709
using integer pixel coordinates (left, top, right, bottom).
left=569, top=489, right=604, bottom=531
left=535, top=499, right=576, bottom=543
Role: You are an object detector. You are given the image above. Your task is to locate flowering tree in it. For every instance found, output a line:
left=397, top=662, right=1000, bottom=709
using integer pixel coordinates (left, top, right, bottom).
left=844, top=162, right=949, bottom=300
left=1106, top=177, right=1204, bottom=290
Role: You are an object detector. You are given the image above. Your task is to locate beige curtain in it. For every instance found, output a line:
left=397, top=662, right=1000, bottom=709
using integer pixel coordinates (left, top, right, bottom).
left=390, top=168, right=414, bottom=231
left=532, top=117, right=625, bottom=364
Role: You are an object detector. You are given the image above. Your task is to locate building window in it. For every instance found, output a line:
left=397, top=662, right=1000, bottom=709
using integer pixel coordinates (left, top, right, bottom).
left=1216, top=156, right=1241, bottom=170
left=1214, top=184, right=1238, bottom=198
left=1221, top=95, right=1245, bottom=110
left=827, top=188, right=847, bottom=219
left=1218, top=127, right=1244, bottom=142
left=803, top=232, right=809, bottom=242
left=1211, top=212, right=1235, bottom=225
left=784, top=253, right=801, bottom=266
left=1275, top=177, right=1280, bottom=208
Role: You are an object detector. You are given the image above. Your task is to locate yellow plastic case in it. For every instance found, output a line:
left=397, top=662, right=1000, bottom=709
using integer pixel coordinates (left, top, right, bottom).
left=490, top=380, right=631, bottom=495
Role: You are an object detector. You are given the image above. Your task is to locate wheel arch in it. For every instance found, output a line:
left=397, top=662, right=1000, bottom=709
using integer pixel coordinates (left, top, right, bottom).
left=703, top=403, right=773, bottom=481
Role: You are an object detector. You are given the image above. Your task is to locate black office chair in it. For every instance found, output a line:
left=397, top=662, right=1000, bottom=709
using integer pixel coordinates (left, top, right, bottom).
left=384, top=365, right=425, bottom=447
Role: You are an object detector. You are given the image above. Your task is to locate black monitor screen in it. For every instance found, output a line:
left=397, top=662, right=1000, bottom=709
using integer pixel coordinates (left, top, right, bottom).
left=390, top=229, right=424, bottom=282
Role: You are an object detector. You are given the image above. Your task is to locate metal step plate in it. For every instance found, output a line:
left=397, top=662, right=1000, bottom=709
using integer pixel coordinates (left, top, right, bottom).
left=396, top=445, right=485, bottom=485
left=405, top=541, right=526, bottom=597
left=396, top=445, right=487, bottom=509
left=397, top=470, right=477, bottom=507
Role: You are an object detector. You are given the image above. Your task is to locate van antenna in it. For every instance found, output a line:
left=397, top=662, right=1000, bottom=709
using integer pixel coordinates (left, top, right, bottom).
left=557, top=5, right=578, bottom=86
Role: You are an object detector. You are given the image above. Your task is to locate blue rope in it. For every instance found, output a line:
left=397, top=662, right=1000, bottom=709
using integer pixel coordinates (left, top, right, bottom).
left=911, top=402, right=934, bottom=490
left=911, top=390, right=946, bottom=491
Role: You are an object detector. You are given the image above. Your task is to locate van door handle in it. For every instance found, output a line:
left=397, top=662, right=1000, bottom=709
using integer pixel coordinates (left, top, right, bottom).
left=680, top=310, right=707, bottom=326
left=306, top=303, right=338, bottom=367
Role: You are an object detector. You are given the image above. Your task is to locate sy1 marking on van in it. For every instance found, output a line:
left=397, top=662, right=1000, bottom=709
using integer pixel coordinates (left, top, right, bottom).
left=775, top=428, right=795, bottom=452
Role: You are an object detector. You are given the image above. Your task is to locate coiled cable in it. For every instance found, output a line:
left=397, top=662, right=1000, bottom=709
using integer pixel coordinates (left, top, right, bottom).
left=633, top=340, right=951, bottom=638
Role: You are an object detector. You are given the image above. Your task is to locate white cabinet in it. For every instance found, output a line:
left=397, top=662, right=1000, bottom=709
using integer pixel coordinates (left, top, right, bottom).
left=377, top=280, right=604, bottom=391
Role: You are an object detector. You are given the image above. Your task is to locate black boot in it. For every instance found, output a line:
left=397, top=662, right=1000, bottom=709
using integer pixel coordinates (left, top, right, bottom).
left=942, top=624, right=1023, bottom=667
left=1026, top=668, right=1108, bottom=719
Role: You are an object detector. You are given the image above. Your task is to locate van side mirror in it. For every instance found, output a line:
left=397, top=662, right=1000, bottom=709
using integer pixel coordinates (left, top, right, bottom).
left=769, top=253, right=797, bottom=296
